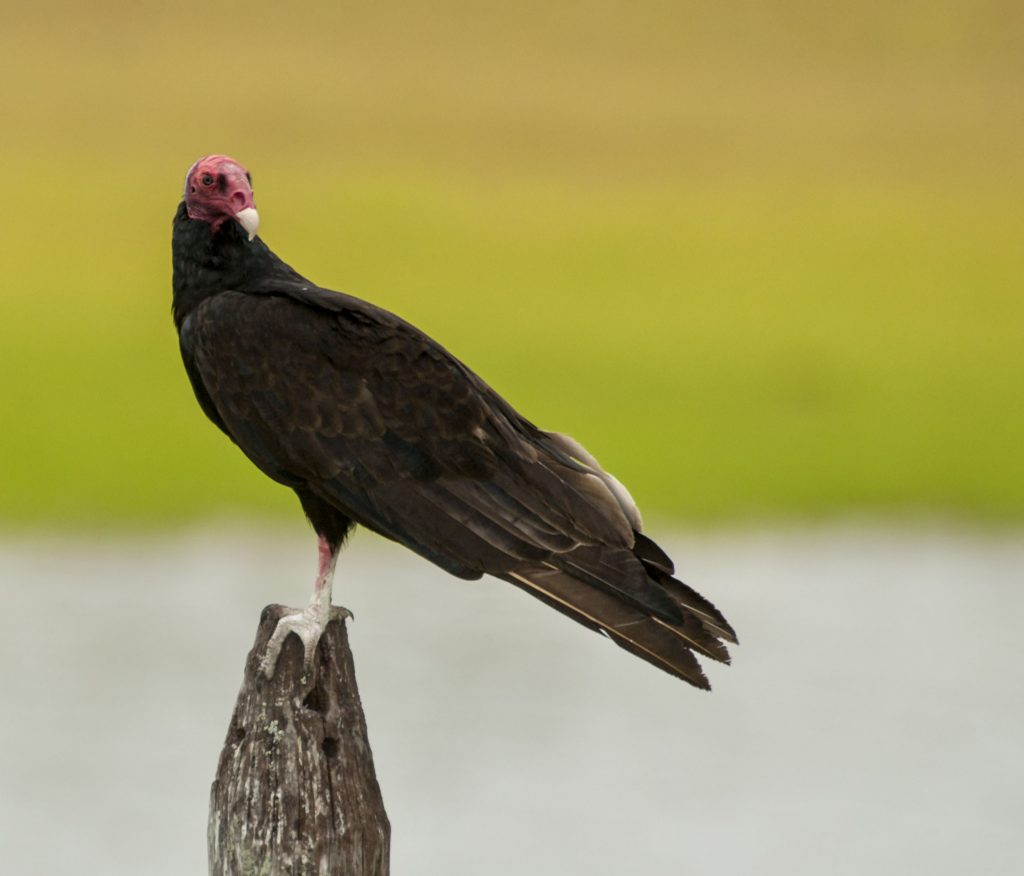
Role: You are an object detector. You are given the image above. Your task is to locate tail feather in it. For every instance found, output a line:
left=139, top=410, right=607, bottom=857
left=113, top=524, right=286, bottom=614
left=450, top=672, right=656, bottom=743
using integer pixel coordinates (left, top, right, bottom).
left=653, top=615, right=731, bottom=664
left=505, top=542, right=735, bottom=690
left=657, top=574, right=739, bottom=644
left=632, top=531, right=675, bottom=575
left=506, top=566, right=712, bottom=688
left=631, top=532, right=737, bottom=645
left=556, top=545, right=683, bottom=625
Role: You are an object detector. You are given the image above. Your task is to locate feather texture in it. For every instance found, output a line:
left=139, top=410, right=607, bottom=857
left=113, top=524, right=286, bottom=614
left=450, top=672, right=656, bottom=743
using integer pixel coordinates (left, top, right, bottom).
left=172, top=196, right=737, bottom=688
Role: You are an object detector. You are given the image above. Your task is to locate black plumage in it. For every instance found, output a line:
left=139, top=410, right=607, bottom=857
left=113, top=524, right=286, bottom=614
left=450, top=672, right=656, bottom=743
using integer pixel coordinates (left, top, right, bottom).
left=172, top=155, right=736, bottom=688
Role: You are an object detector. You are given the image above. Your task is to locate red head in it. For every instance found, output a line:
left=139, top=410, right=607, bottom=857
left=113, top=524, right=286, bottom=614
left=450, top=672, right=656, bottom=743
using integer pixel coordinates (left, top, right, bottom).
left=184, top=155, right=259, bottom=239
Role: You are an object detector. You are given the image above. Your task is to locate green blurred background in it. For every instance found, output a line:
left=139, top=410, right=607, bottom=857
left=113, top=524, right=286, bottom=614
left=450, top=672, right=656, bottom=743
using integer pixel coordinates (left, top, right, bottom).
left=1, top=0, right=1021, bottom=529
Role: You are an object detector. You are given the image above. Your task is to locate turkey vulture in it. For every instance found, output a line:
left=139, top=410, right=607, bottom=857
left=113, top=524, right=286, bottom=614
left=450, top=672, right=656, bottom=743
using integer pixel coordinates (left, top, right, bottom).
left=172, top=154, right=736, bottom=688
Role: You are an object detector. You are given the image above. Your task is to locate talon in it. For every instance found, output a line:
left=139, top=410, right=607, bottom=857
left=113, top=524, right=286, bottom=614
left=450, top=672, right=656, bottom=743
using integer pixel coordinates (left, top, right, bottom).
left=259, top=535, right=350, bottom=679
left=259, top=603, right=352, bottom=679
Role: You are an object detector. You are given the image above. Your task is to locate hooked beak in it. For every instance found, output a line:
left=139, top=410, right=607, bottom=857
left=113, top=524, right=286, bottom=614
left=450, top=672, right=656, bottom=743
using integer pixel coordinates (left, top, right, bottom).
left=234, top=207, right=260, bottom=241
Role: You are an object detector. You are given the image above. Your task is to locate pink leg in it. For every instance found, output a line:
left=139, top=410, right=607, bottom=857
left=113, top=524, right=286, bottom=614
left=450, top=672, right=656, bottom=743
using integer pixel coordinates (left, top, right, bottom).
left=260, top=536, right=352, bottom=678
left=310, top=535, right=339, bottom=615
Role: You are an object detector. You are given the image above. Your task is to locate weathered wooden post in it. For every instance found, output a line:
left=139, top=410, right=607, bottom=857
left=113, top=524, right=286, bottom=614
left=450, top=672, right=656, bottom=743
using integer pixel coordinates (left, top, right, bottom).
left=209, top=605, right=390, bottom=875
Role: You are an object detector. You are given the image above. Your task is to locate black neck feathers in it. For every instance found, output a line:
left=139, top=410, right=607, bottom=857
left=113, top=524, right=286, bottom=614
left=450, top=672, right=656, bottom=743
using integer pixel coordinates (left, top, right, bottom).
left=171, top=202, right=282, bottom=328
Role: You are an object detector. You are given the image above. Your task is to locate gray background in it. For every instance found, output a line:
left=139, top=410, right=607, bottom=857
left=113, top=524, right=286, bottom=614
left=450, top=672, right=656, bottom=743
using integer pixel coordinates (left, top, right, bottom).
left=2, top=524, right=1021, bottom=874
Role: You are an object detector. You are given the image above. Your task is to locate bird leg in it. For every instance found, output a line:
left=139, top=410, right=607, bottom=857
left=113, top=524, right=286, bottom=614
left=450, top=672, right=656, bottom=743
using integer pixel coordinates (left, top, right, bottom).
left=260, top=535, right=352, bottom=679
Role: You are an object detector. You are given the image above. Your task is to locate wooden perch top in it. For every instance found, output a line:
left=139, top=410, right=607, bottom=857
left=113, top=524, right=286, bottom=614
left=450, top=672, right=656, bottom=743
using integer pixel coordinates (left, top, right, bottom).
left=209, top=605, right=390, bottom=876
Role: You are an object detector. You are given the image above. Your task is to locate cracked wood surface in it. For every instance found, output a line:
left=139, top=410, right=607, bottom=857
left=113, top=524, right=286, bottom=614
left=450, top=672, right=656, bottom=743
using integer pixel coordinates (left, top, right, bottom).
left=209, top=605, right=390, bottom=875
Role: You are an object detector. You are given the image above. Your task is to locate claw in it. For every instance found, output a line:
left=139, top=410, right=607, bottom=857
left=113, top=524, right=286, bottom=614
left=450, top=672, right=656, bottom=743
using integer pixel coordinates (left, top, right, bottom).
left=260, top=534, right=350, bottom=679
left=260, top=604, right=353, bottom=679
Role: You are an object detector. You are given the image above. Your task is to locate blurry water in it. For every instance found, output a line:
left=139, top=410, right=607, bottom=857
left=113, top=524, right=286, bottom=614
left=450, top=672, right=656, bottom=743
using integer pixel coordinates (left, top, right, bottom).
left=1, top=524, right=1021, bottom=875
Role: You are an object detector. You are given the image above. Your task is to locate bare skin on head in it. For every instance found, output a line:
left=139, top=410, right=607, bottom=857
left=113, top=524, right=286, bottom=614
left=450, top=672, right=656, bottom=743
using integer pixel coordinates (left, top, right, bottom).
left=184, top=155, right=260, bottom=240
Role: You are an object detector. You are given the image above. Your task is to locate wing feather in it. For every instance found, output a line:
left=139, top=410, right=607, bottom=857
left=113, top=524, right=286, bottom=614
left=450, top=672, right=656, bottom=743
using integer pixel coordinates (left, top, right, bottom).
left=185, top=283, right=736, bottom=687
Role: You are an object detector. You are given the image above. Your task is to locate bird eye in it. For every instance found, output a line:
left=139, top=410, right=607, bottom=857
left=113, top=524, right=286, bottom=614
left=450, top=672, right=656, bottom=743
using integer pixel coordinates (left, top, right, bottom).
left=201, top=173, right=214, bottom=186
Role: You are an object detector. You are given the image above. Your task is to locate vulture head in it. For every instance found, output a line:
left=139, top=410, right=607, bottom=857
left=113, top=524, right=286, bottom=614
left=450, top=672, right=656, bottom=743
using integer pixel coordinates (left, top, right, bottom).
left=184, top=154, right=260, bottom=240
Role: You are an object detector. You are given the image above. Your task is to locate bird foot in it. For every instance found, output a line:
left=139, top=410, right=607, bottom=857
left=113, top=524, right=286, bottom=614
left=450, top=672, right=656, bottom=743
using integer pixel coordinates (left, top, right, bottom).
left=260, top=604, right=353, bottom=679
